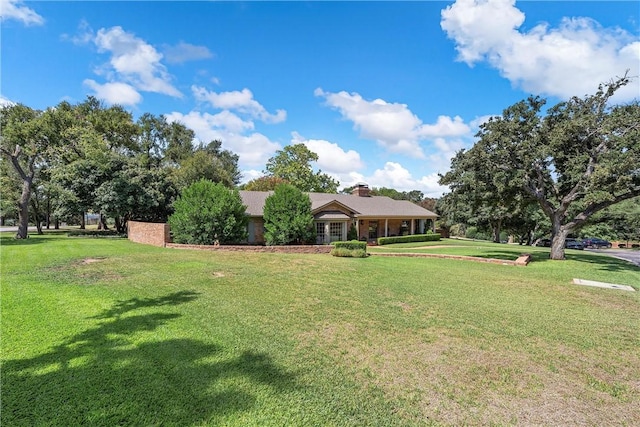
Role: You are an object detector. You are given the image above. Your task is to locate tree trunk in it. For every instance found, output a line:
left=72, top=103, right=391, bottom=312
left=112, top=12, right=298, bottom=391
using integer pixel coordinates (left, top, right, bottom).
left=80, top=212, right=86, bottom=229
left=54, top=218, right=59, bottom=230
left=46, top=197, right=51, bottom=229
left=15, top=178, right=32, bottom=239
left=31, top=199, right=43, bottom=235
left=492, top=219, right=502, bottom=243
left=115, top=216, right=126, bottom=234
left=549, top=219, right=570, bottom=260
left=99, top=214, right=109, bottom=230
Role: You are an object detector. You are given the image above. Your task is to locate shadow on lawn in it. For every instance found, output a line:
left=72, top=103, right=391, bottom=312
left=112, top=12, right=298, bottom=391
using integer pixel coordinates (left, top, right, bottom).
left=0, top=231, right=70, bottom=246
left=2, top=291, right=297, bottom=426
left=479, top=250, right=639, bottom=272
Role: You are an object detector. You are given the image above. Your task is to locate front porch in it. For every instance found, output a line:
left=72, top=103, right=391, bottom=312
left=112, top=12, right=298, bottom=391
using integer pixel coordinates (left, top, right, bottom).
left=356, top=218, right=435, bottom=243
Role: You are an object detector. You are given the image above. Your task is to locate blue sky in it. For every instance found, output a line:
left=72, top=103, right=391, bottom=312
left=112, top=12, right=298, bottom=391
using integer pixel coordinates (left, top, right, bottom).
left=2, top=1, right=639, bottom=196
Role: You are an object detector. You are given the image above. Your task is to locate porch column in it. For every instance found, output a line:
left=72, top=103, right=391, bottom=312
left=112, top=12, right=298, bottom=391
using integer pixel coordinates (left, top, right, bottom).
left=385, top=219, right=388, bottom=237
left=410, top=219, right=415, bottom=235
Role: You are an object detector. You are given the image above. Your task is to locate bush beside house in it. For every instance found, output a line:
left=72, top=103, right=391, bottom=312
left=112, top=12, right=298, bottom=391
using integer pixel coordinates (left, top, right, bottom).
left=263, top=184, right=315, bottom=245
left=168, top=180, right=247, bottom=245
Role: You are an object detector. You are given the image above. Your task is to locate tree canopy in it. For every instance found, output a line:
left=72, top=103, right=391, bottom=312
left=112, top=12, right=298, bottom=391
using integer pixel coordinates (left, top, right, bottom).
left=264, top=144, right=338, bottom=193
left=440, top=75, right=640, bottom=259
left=1, top=96, right=243, bottom=237
left=168, top=180, right=247, bottom=245
left=263, top=184, right=315, bottom=245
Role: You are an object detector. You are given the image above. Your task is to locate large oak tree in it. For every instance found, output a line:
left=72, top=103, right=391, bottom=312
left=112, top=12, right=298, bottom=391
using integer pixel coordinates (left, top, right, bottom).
left=441, top=75, right=640, bottom=259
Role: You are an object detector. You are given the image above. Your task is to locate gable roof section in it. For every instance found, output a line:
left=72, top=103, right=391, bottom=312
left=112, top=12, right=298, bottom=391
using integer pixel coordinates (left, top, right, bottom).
left=239, top=190, right=438, bottom=219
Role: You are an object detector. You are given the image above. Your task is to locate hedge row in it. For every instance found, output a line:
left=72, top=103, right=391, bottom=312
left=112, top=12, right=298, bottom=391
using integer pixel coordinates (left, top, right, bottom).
left=377, top=233, right=441, bottom=246
left=331, top=240, right=368, bottom=258
left=332, top=240, right=367, bottom=251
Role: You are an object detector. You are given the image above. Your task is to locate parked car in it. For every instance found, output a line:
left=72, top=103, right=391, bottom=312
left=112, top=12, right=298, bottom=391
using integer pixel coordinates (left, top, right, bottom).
left=581, top=237, right=612, bottom=249
left=536, top=238, right=551, bottom=247
left=565, top=238, right=584, bottom=250
left=535, top=238, right=584, bottom=249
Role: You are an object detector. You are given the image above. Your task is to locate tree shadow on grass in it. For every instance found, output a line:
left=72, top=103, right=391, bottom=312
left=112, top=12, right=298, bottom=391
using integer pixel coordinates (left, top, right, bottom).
left=0, top=232, right=71, bottom=246
left=2, top=292, right=298, bottom=426
left=480, top=250, right=639, bottom=273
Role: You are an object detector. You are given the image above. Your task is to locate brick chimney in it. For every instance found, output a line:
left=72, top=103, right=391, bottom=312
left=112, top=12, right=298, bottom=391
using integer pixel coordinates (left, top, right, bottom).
left=351, top=183, right=370, bottom=197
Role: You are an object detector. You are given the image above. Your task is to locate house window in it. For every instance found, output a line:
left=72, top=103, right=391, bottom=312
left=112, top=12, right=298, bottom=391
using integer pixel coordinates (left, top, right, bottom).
left=329, top=222, right=342, bottom=242
left=316, top=222, right=326, bottom=244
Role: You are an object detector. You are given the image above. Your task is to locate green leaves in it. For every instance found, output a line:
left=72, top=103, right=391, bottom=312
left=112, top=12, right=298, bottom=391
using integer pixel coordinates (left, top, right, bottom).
left=440, top=76, right=639, bottom=258
left=263, top=184, right=315, bottom=245
left=264, top=144, right=338, bottom=193
left=169, top=180, right=248, bottom=245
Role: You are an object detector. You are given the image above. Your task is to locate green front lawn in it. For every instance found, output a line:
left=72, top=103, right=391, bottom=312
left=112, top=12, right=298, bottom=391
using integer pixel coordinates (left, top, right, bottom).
left=2, top=233, right=639, bottom=425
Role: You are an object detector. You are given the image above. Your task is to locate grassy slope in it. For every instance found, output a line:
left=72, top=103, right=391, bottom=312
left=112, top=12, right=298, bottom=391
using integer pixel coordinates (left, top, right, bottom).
left=2, top=233, right=639, bottom=426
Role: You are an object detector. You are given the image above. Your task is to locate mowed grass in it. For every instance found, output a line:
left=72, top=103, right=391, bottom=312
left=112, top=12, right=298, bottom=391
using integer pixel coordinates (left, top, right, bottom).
left=2, top=233, right=639, bottom=426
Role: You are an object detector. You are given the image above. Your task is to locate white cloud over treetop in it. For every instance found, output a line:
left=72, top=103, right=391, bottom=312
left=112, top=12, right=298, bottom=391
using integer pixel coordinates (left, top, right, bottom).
left=0, top=0, right=44, bottom=25
left=192, top=86, right=287, bottom=124
left=290, top=132, right=364, bottom=174
left=337, top=162, right=449, bottom=198
left=69, top=23, right=185, bottom=105
left=83, top=80, right=142, bottom=106
left=315, top=88, right=472, bottom=158
left=93, top=26, right=182, bottom=98
left=441, top=0, right=640, bottom=101
left=165, top=110, right=281, bottom=167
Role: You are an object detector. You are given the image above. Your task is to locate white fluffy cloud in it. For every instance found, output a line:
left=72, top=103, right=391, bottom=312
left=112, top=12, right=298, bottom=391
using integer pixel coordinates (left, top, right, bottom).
left=315, top=88, right=471, bottom=157
left=93, top=26, right=182, bottom=98
left=291, top=132, right=364, bottom=174
left=165, top=111, right=280, bottom=167
left=338, top=162, right=449, bottom=198
left=441, top=0, right=640, bottom=101
left=192, top=86, right=286, bottom=123
left=71, top=23, right=183, bottom=104
left=0, top=96, right=16, bottom=107
left=161, top=42, right=213, bottom=64
left=0, top=0, right=43, bottom=25
left=83, top=80, right=142, bottom=106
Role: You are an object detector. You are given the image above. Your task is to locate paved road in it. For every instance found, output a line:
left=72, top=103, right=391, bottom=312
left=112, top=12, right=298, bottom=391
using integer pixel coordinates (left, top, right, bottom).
left=587, top=248, right=640, bottom=267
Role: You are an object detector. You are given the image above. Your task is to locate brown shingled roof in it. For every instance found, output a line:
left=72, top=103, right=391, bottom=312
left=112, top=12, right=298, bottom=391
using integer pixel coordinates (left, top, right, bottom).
left=239, top=191, right=438, bottom=219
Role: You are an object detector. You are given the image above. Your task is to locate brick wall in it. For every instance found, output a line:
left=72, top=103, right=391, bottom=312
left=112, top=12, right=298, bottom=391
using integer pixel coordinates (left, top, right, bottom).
left=127, top=221, right=170, bottom=247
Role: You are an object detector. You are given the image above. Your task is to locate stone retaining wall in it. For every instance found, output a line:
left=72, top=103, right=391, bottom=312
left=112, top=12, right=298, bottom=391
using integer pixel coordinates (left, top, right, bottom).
left=373, top=252, right=531, bottom=266
left=166, top=243, right=332, bottom=254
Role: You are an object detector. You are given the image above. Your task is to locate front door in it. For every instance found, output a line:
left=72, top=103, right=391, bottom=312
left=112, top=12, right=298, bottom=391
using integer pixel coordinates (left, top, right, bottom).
left=368, top=221, right=378, bottom=240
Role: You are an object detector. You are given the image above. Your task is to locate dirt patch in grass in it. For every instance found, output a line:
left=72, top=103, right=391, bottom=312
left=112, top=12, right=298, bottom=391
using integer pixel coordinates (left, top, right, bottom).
left=298, top=322, right=640, bottom=425
left=45, top=257, right=124, bottom=284
left=81, top=257, right=106, bottom=264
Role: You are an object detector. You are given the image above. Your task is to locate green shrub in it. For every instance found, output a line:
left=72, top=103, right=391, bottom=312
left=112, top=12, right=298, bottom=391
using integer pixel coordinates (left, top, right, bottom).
left=377, top=233, right=441, bottom=245
left=330, top=247, right=368, bottom=258
left=263, top=184, right=315, bottom=245
left=465, top=226, right=478, bottom=239
left=347, top=223, right=358, bottom=241
left=168, top=179, right=248, bottom=245
left=333, top=240, right=367, bottom=251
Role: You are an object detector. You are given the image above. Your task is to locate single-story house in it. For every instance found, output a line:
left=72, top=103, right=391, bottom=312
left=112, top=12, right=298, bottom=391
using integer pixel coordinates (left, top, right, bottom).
left=240, top=183, right=438, bottom=244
